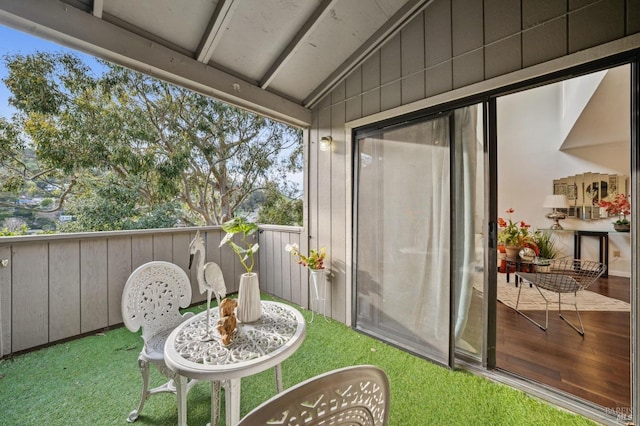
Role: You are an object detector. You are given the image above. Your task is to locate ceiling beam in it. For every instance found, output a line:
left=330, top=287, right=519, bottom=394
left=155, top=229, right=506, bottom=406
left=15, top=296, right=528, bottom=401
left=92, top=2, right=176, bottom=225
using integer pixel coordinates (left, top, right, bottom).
left=303, top=0, right=432, bottom=109
left=196, top=0, right=239, bottom=64
left=260, top=0, right=338, bottom=90
left=92, top=0, right=103, bottom=19
left=0, top=0, right=311, bottom=127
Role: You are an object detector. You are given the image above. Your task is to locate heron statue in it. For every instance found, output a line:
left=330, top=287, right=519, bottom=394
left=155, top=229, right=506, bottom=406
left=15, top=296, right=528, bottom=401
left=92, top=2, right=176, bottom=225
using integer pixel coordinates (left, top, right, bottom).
left=189, top=231, right=227, bottom=339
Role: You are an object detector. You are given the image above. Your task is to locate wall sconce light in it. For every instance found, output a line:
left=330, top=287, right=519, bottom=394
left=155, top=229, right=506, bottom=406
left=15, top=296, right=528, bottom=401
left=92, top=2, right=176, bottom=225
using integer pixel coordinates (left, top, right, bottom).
left=320, top=136, right=333, bottom=152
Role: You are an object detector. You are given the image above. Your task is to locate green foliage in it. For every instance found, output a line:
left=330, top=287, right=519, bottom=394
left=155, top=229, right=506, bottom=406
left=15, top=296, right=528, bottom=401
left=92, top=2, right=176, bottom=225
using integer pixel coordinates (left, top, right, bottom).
left=257, top=183, right=302, bottom=226
left=534, top=230, right=559, bottom=259
left=219, top=216, right=259, bottom=273
left=0, top=223, right=28, bottom=235
left=1, top=51, right=303, bottom=232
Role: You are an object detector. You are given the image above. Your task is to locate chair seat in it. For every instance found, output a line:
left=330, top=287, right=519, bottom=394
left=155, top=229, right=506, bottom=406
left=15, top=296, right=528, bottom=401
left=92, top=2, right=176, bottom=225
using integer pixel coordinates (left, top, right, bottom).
left=143, top=328, right=174, bottom=361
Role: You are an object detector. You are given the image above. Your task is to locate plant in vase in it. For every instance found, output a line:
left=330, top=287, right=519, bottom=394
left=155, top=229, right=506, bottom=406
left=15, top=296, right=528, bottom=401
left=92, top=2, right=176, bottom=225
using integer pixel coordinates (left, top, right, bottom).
left=599, top=194, right=631, bottom=232
left=498, top=208, right=537, bottom=260
left=219, top=217, right=261, bottom=322
left=285, top=243, right=328, bottom=322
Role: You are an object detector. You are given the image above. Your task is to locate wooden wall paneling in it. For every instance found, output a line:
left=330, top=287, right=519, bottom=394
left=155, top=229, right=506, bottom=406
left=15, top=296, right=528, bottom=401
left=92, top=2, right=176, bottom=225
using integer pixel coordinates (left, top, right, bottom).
left=317, top=103, right=333, bottom=317
left=568, top=0, right=625, bottom=53
left=280, top=232, right=293, bottom=304
left=522, top=16, right=567, bottom=67
left=153, top=233, right=173, bottom=262
left=12, top=243, right=48, bottom=352
left=107, top=236, right=132, bottom=326
left=485, top=34, right=522, bottom=79
left=330, top=101, right=347, bottom=323
left=451, top=0, right=483, bottom=56
left=425, top=1, right=452, bottom=97
left=290, top=232, right=306, bottom=307
left=80, top=239, right=109, bottom=333
left=345, top=68, right=362, bottom=122
left=0, top=245, right=11, bottom=355
left=401, top=12, right=425, bottom=105
left=272, top=230, right=284, bottom=299
left=362, top=51, right=381, bottom=117
left=484, top=0, right=521, bottom=44
left=49, top=240, right=80, bottom=341
left=131, top=234, right=153, bottom=270
left=452, top=49, right=484, bottom=89
left=263, top=229, right=276, bottom=295
left=380, top=33, right=402, bottom=111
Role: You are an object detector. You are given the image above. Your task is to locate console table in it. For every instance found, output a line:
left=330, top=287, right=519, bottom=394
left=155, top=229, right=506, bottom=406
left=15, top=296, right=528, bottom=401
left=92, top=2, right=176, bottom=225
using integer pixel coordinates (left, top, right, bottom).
left=573, top=230, right=609, bottom=278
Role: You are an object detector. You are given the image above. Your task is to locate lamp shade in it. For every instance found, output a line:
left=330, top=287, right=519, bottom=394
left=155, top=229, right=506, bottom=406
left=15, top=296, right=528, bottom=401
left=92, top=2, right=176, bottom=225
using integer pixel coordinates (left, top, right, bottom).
left=543, top=194, right=569, bottom=209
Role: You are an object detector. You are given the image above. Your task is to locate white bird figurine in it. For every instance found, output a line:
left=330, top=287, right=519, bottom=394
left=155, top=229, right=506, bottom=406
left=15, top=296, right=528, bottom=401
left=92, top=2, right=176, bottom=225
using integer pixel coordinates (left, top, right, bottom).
left=189, top=231, right=227, bottom=338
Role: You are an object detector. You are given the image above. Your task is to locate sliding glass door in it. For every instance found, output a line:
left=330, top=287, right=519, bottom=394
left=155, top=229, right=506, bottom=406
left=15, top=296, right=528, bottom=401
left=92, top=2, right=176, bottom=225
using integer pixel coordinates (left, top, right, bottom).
left=354, top=105, right=485, bottom=366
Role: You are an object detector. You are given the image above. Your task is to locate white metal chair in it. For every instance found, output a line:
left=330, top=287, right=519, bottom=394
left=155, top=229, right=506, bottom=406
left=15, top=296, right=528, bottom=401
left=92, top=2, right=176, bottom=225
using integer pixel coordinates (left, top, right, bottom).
left=121, top=261, right=197, bottom=422
left=515, top=257, right=606, bottom=336
left=237, top=365, right=390, bottom=426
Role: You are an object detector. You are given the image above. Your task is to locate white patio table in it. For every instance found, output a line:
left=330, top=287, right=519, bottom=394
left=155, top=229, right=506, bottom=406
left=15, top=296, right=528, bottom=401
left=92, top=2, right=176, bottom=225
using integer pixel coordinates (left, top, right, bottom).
left=164, top=300, right=306, bottom=426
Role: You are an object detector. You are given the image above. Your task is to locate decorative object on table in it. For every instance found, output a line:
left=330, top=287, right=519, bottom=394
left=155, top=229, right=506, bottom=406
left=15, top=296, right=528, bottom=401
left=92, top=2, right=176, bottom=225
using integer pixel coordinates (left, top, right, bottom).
left=121, top=261, right=198, bottom=423
left=189, top=231, right=227, bottom=340
left=598, top=193, right=631, bottom=232
left=216, top=298, right=238, bottom=345
left=285, top=243, right=329, bottom=322
left=219, top=217, right=262, bottom=322
left=497, top=208, right=536, bottom=260
left=543, top=194, right=569, bottom=229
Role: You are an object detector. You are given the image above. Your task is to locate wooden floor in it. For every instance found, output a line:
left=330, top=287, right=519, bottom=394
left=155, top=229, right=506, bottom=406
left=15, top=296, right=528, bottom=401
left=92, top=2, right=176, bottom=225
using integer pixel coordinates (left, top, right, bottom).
left=496, top=275, right=630, bottom=411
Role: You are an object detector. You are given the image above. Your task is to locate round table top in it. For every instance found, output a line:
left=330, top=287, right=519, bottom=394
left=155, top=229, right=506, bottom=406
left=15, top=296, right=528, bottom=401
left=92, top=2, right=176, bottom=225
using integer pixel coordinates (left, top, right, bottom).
left=164, top=301, right=306, bottom=381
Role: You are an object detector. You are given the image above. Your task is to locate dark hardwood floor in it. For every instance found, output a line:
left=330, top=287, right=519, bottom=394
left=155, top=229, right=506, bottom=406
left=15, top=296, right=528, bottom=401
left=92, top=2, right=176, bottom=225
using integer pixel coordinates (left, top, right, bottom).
left=496, top=274, right=630, bottom=411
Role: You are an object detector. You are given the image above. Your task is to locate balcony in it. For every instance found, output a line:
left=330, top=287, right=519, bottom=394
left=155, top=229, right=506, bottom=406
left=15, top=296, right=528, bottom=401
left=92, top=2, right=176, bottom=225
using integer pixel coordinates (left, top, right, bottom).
left=0, top=226, right=307, bottom=357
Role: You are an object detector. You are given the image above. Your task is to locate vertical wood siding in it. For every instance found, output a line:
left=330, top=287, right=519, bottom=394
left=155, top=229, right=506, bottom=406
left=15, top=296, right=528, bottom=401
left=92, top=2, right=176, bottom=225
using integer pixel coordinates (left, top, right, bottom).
left=0, top=226, right=305, bottom=357
left=308, top=0, right=639, bottom=327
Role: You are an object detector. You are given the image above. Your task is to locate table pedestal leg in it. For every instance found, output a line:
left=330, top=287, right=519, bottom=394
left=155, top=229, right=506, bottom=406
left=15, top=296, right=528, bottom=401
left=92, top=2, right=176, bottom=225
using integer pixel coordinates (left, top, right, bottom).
left=274, top=364, right=283, bottom=393
left=225, top=378, right=241, bottom=425
left=208, top=381, right=221, bottom=426
left=175, top=375, right=188, bottom=426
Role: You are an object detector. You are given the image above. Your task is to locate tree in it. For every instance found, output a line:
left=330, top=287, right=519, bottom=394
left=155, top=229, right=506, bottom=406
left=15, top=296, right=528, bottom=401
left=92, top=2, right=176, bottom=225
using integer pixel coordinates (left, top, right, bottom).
left=257, top=183, right=303, bottom=226
left=1, top=52, right=302, bottom=229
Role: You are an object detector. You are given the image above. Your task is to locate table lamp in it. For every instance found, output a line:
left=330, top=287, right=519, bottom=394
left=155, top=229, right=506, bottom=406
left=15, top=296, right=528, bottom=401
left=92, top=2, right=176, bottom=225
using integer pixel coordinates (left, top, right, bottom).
left=543, top=194, right=569, bottom=229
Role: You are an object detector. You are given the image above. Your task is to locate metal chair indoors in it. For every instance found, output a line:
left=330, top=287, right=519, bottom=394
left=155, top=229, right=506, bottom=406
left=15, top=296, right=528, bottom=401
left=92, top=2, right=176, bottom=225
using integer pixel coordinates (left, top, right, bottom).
left=121, top=261, right=198, bottom=422
left=515, top=257, right=606, bottom=336
left=237, top=365, right=390, bottom=426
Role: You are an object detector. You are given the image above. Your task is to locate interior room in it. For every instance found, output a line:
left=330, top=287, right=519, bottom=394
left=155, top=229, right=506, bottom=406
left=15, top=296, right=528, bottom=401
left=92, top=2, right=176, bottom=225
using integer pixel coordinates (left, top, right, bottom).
left=494, top=64, right=631, bottom=411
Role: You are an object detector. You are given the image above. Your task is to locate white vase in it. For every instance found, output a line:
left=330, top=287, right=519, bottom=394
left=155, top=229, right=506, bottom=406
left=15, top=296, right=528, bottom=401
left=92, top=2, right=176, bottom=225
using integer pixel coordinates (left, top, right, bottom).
left=309, top=269, right=328, bottom=322
left=237, top=272, right=262, bottom=322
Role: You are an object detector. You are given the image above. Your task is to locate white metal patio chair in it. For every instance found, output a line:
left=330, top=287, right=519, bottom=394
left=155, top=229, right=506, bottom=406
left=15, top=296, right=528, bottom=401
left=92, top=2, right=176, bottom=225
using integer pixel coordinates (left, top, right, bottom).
left=237, top=365, right=390, bottom=426
left=515, top=257, right=606, bottom=336
left=121, top=261, right=199, bottom=422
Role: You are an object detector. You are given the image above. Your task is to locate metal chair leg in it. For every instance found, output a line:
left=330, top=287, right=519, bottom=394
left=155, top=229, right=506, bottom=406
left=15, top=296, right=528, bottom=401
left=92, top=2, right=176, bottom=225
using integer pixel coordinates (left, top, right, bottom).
left=514, top=281, right=549, bottom=331
left=558, top=292, right=585, bottom=336
left=127, top=358, right=150, bottom=422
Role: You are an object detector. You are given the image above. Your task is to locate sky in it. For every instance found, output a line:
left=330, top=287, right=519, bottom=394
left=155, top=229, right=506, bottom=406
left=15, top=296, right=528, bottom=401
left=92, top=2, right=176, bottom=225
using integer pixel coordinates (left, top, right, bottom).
left=0, top=24, right=101, bottom=118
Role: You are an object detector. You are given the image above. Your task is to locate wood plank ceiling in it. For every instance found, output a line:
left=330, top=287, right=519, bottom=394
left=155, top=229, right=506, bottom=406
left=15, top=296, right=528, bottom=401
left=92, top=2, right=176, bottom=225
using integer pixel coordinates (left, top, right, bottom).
left=0, top=0, right=430, bottom=126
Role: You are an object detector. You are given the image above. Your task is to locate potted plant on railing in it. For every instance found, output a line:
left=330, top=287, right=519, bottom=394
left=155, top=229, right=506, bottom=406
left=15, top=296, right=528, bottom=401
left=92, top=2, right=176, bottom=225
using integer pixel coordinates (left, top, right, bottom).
left=599, top=194, right=631, bottom=232
left=219, top=217, right=261, bottom=322
left=498, top=208, right=537, bottom=260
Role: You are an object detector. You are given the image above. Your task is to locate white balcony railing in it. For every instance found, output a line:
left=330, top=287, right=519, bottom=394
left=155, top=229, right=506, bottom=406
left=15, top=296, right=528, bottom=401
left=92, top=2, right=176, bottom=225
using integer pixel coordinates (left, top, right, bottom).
left=0, top=225, right=308, bottom=357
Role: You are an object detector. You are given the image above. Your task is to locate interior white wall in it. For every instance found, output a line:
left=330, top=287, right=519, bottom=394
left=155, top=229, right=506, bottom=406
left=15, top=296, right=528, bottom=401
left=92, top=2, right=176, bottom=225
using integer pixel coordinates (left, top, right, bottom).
left=497, top=74, right=631, bottom=277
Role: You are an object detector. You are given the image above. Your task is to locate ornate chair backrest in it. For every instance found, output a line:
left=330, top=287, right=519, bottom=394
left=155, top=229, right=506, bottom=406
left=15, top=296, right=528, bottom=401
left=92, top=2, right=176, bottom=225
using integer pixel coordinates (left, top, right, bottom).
left=121, top=261, right=193, bottom=344
left=237, top=365, right=390, bottom=426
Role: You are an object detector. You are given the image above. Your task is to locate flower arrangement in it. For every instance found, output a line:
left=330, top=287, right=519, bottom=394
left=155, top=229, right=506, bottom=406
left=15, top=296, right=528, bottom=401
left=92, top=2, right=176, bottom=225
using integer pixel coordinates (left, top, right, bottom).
left=285, top=243, right=326, bottom=270
left=598, top=194, right=630, bottom=225
left=498, top=208, right=536, bottom=248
